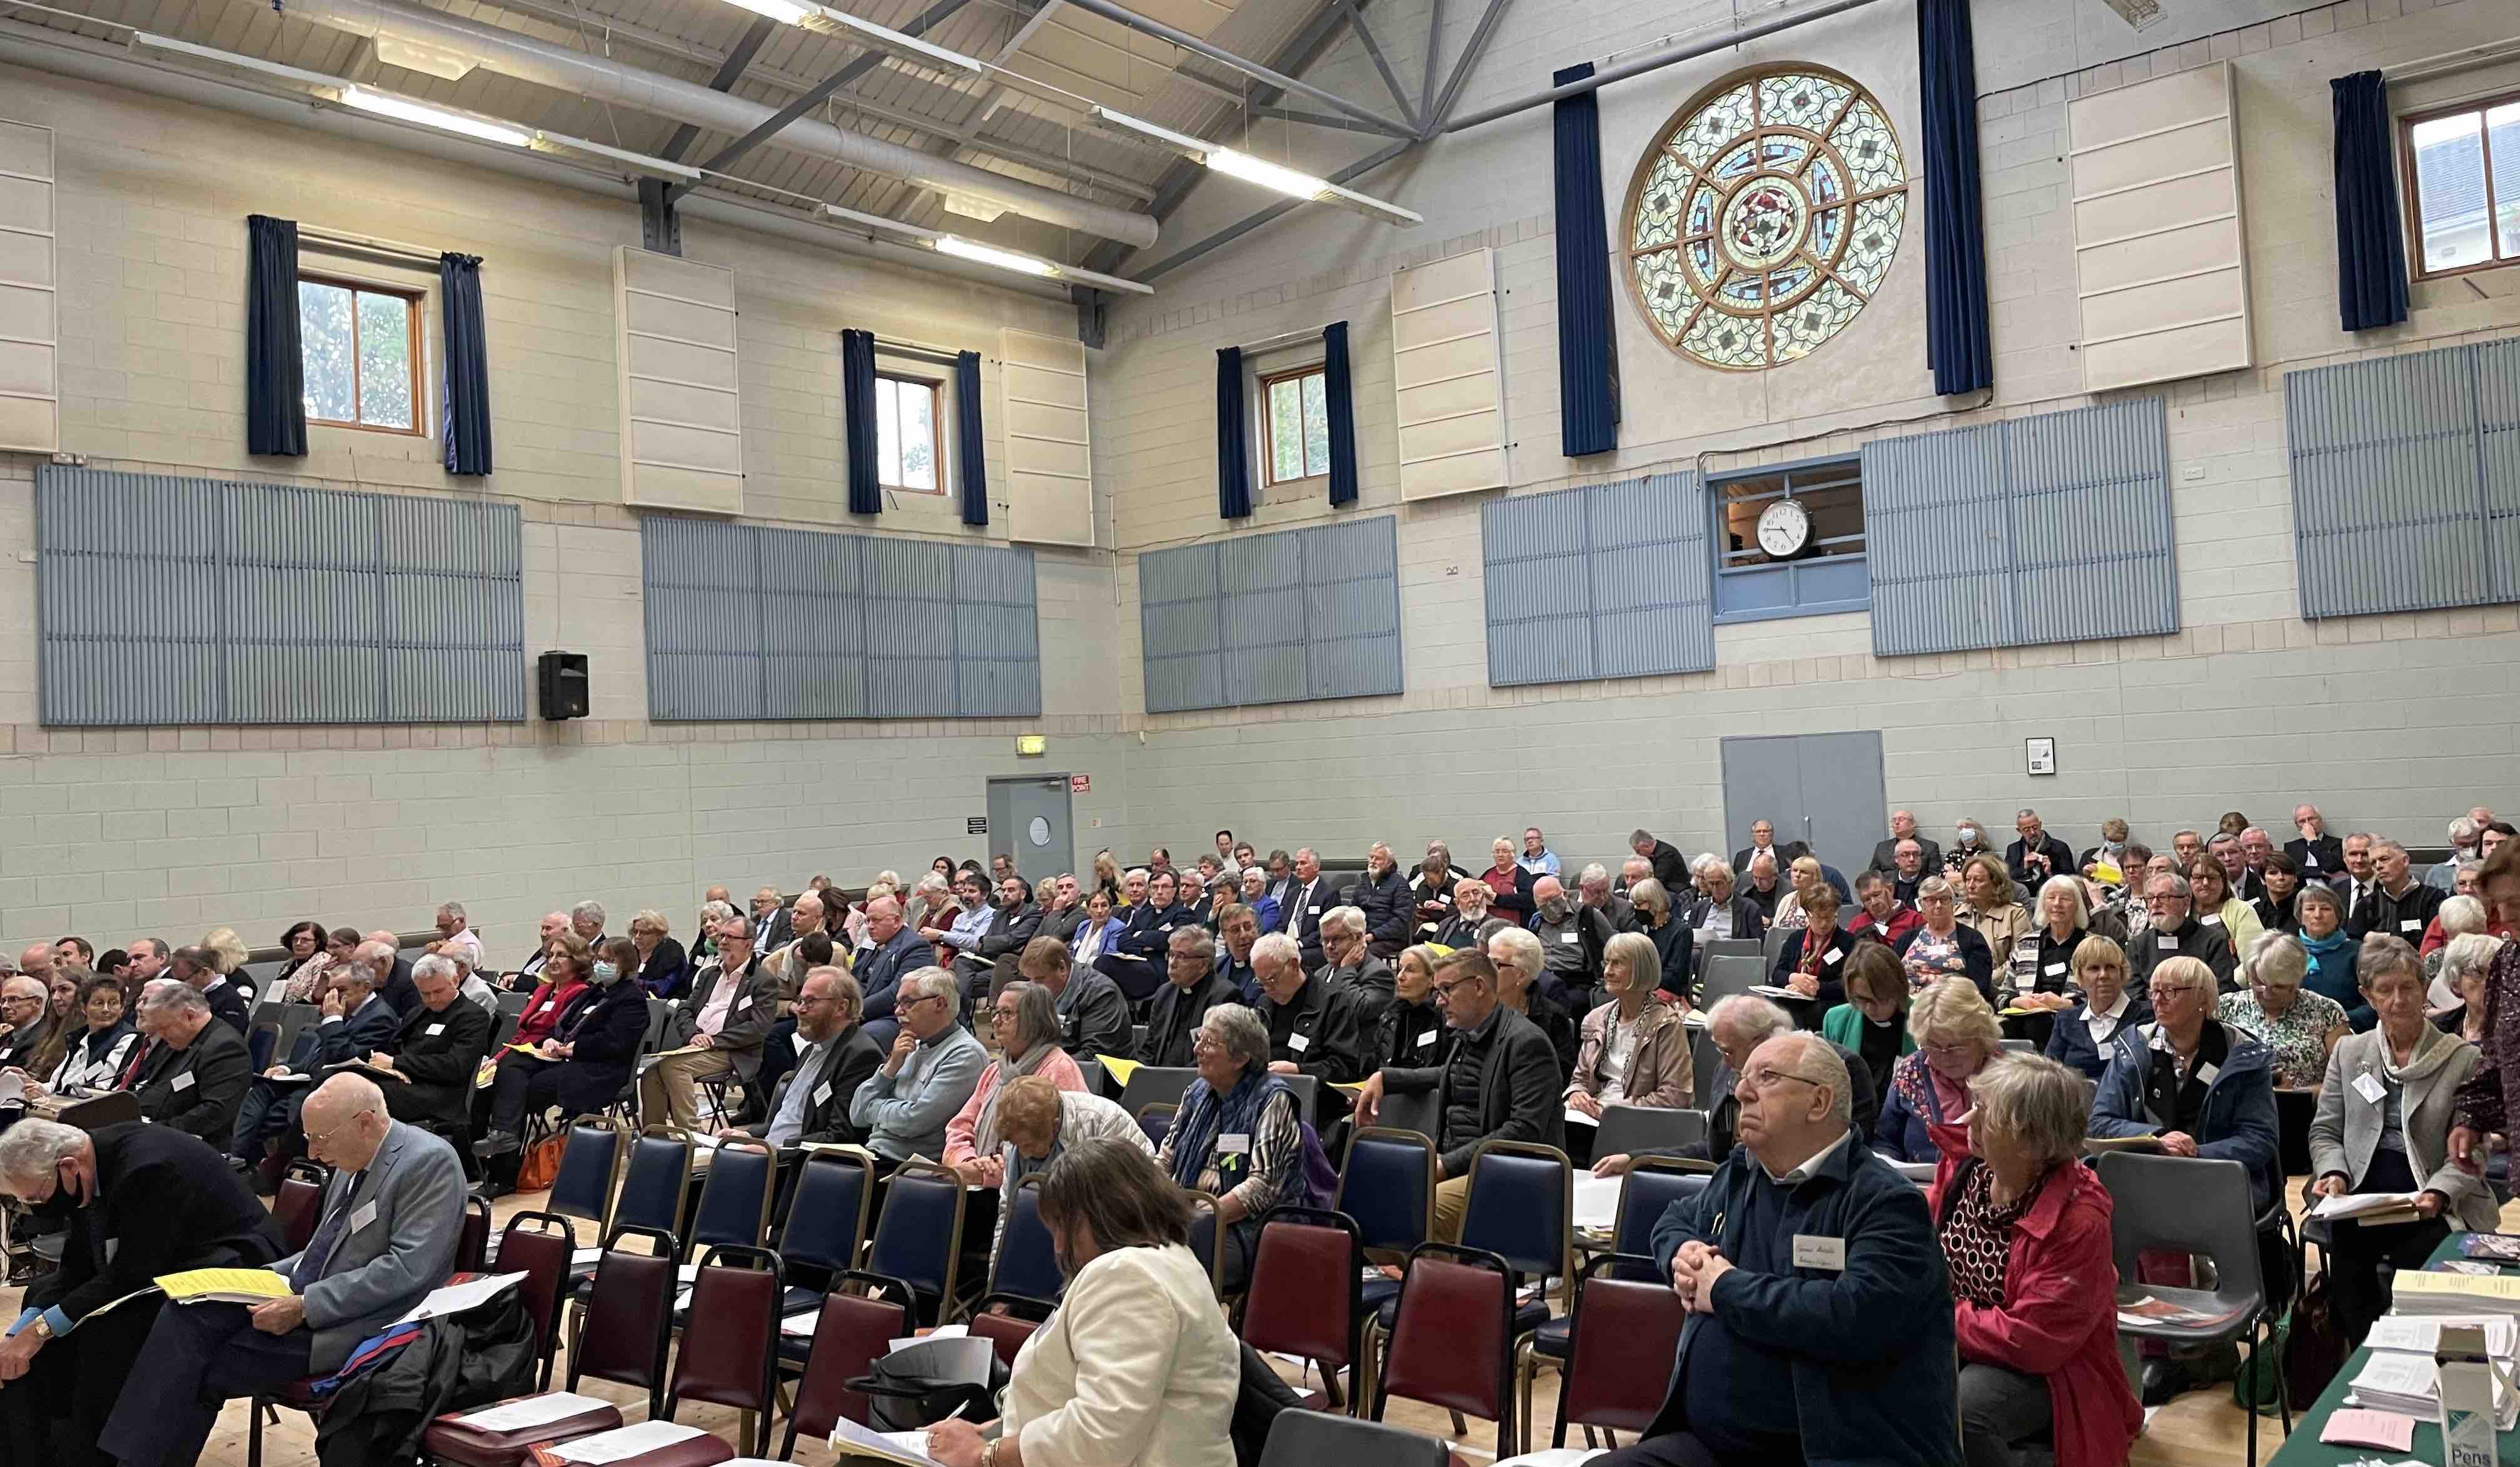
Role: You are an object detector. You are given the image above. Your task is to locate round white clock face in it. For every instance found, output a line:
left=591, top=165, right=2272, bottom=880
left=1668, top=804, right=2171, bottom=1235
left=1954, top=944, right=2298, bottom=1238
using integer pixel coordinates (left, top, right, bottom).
left=1756, top=498, right=1811, bottom=558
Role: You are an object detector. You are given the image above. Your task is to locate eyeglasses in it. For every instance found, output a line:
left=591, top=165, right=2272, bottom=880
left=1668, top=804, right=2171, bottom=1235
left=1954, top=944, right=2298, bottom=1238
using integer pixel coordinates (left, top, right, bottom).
left=1431, top=976, right=1485, bottom=1003
left=0, top=995, right=41, bottom=1009
left=2149, top=984, right=2205, bottom=1001
left=305, top=1112, right=372, bottom=1152
left=1920, top=1040, right=1978, bottom=1058
left=1742, top=1066, right=1825, bottom=1090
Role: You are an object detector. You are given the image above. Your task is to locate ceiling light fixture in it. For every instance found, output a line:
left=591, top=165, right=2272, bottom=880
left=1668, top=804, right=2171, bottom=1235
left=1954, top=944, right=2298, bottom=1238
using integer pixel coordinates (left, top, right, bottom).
left=1087, top=105, right=1421, bottom=227
left=824, top=203, right=1154, bottom=294
left=718, top=0, right=817, bottom=25
left=340, top=85, right=533, bottom=146
left=810, top=6, right=991, bottom=77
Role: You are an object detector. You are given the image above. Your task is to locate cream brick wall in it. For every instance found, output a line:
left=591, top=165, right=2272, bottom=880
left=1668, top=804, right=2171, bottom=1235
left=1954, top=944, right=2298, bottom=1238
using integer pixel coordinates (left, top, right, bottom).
left=1094, top=0, right=2520, bottom=867
left=0, top=64, right=1138, bottom=953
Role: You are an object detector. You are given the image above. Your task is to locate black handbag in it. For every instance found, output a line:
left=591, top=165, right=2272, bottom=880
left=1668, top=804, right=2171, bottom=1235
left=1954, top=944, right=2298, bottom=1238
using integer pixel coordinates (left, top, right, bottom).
left=846, top=1336, right=1009, bottom=1430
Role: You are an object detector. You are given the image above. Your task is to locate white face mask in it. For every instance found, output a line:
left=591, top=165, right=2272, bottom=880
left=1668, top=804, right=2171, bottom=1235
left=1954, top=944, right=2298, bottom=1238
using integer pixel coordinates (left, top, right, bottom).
left=1959, top=827, right=1980, bottom=844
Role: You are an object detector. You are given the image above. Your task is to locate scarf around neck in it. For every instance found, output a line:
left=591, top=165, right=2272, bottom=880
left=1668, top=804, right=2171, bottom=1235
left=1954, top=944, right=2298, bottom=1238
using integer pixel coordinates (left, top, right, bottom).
left=974, top=1041, right=1060, bottom=1156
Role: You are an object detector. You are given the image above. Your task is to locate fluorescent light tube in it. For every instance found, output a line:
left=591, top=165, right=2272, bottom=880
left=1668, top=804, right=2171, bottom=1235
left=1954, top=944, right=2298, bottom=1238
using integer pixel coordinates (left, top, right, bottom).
left=722, top=0, right=815, bottom=24
left=934, top=235, right=1057, bottom=276
left=129, top=33, right=353, bottom=89
left=812, top=7, right=989, bottom=75
left=340, top=86, right=532, bottom=147
left=532, top=131, right=703, bottom=181
left=822, top=204, right=1152, bottom=294
left=1087, top=105, right=1421, bottom=226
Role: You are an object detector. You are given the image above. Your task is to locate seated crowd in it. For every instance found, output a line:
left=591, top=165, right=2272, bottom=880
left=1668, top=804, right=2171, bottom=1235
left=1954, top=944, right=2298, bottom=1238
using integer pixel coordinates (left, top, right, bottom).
left=0, top=804, right=2512, bottom=1467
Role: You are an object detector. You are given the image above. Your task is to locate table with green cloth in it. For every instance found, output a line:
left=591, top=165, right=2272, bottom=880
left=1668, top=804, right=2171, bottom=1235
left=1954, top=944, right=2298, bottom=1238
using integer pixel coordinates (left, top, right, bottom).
left=2272, top=1233, right=2519, bottom=1467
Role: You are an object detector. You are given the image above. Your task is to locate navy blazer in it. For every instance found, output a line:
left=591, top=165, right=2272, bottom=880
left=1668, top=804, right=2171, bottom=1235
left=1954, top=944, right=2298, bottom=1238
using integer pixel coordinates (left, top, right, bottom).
left=2044, top=995, right=2153, bottom=1079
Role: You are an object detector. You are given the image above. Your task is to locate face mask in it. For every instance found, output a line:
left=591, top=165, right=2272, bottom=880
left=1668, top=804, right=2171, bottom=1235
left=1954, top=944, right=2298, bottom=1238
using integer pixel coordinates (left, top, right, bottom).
left=30, top=1167, right=81, bottom=1222
left=1540, top=896, right=1571, bottom=921
left=1959, top=827, right=1980, bottom=844
left=590, top=961, right=620, bottom=987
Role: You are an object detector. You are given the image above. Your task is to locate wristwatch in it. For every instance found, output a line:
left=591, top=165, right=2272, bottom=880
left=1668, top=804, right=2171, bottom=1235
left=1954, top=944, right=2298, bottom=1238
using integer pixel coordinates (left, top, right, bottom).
left=27, top=1314, right=54, bottom=1342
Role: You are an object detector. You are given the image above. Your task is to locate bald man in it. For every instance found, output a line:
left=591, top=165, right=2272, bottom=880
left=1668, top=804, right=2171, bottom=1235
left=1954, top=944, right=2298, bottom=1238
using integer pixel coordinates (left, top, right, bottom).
left=103, top=1074, right=463, bottom=1467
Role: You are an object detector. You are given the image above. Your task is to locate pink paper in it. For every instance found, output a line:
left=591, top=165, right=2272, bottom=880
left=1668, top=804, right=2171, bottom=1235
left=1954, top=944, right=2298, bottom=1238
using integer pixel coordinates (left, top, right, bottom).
left=2322, top=1408, right=2417, bottom=1452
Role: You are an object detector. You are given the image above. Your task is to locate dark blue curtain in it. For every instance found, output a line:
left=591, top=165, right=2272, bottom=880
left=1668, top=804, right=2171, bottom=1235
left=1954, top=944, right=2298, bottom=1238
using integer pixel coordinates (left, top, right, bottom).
left=245, top=214, right=306, bottom=457
left=1322, top=322, right=1358, bottom=507
left=840, top=328, right=881, bottom=515
left=438, top=253, right=493, bottom=476
left=954, top=350, right=989, bottom=527
left=2332, top=71, right=2410, bottom=333
left=1553, top=61, right=1619, bottom=457
left=1217, top=346, right=1252, bottom=519
left=1917, top=0, right=1992, bottom=397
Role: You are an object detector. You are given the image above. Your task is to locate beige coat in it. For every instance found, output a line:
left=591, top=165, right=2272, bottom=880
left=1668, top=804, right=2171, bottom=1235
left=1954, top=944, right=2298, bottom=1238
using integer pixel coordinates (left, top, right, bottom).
left=1004, top=1243, right=1240, bottom=1467
left=1566, top=997, right=1693, bottom=1108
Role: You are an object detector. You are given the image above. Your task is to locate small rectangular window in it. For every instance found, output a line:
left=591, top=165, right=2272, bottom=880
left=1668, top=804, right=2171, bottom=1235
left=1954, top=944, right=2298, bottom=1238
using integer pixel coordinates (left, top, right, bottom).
left=874, top=373, right=943, bottom=493
left=1261, top=366, right=1330, bottom=485
left=2403, top=92, right=2520, bottom=280
left=1710, top=456, right=1870, bottom=623
left=298, top=276, right=421, bottom=433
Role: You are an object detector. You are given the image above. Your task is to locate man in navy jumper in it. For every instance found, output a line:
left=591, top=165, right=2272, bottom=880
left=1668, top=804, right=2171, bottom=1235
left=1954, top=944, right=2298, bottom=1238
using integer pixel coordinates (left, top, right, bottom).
left=1601, top=1031, right=1961, bottom=1467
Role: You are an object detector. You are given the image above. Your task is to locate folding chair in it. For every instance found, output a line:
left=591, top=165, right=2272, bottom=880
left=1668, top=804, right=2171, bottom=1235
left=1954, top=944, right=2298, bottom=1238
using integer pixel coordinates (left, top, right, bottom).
left=1550, top=1252, right=1688, bottom=1449
left=566, top=1224, right=679, bottom=1421
left=774, top=1151, right=875, bottom=1306
left=779, top=1271, right=915, bottom=1458
left=1241, top=1206, right=1365, bottom=1411
left=1372, top=1241, right=1521, bottom=1457
left=864, top=1160, right=969, bottom=1326
left=492, top=1211, right=578, bottom=1392
left=664, top=1244, right=784, bottom=1456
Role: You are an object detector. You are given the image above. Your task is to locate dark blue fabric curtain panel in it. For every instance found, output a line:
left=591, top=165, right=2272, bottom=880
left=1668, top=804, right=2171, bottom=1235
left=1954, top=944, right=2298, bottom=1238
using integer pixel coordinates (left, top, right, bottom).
left=1917, top=0, right=1992, bottom=397
left=840, top=328, right=882, bottom=515
left=1322, top=322, right=1359, bottom=507
left=244, top=214, right=306, bottom=457
left=954, top=350, right=989, bottom=527
left=1217, top=346, right=1252, bottom=519
left=438, top=253, right=493, bottom=476
left=1553, top=61, right=1620, bottom=457
left=2332, top=71, right=2411, bottom=333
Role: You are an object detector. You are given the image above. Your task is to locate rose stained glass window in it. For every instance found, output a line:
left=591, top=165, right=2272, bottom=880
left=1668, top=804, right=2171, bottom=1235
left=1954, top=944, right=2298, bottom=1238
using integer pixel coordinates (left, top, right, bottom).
left=1624, top=68, right=1908, bottom=371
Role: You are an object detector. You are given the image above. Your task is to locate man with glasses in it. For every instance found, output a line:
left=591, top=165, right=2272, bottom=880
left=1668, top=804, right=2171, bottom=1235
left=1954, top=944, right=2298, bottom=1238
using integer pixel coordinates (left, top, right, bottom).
left=1600, top=1031, right=1957, bottom=1467
left=126, top=979, right=249, bottom=1144
left=1016, top=935, right=1130, bottom=1064
left=723, top=967, right=880, bottom=1152
left=642, top=914, right=777, bottom=1132
left=2088, top=954, right=2280, bottom=1402
left=1141, top=925, right=1237, bottom=1068
left=2129, top=872, right=2236, bottom=989
left=849, top=968, right=987, bottom=1167
left=0, top=976, right=54, bottom=1076
left=1249, top=932, right=1375, bottom=1101
left=0, top=1117, right=283, bottom=1464
left=1351, top=950, right=1565, bottom=1240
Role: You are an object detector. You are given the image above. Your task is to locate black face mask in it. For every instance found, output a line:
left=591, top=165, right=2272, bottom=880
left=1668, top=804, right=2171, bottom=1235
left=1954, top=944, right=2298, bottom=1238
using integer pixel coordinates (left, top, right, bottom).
left=30, top=1167, right=83, bottom=1222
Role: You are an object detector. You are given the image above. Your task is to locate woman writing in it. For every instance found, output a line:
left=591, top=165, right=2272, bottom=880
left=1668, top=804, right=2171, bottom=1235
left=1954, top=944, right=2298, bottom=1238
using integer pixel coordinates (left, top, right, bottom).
left=1156, top=1004, right=1304, bottom=1294
left=1877, top=979, right=2003, bottom=1165
left=1566, top=932, right=1693, bottom=1132
left=1770, top=885, right=1852, bottom=1022
left=2309, top=934, right=2496, bottom=1342
left=946, top=981, right=1087, bottom=1189
left=1957, top=855, right=2032, bottom=957
left=1935, top=1053, right=2142, bottom=1467
left=2294, top=885, right=2364, bottom=1027
left=2042, top=937, right=2147, bottom=1079
left=1627, top=878, right=1693, bottom=1001
left=1090, top=850, right=1124, bottom=907
left=1897, top=877, right=1996, bottom=1001
left=1822, top=944, right=1913, bottom=1114
left=2217, top=932, right=2349, bottom=1091
left=926, top=1138, right=1239, bottom=1467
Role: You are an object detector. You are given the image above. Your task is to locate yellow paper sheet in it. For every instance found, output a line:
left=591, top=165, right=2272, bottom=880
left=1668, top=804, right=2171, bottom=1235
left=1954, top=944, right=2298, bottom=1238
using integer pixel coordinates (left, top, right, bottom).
left=1098, top=1056, right=1141, bottom=1087
left=156, top=1267, right=295, bottom=1303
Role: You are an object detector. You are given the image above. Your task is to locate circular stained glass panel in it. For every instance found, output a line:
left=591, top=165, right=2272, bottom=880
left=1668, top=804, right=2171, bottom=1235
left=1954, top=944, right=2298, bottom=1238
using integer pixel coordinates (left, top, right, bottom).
left=1620, top=67, right=1909, bottom=372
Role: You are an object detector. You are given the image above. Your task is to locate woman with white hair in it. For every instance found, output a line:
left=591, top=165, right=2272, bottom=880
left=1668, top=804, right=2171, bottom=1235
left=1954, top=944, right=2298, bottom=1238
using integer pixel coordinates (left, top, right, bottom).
left=2215, top=931, right=2348, bottom=1090
left=1155, top=1002, right=1304, bottom=1294
left=1566, top=932, right=1692, bottom=1126
left=2436, top=932, right=2503, bottom=1044
left=2426, top=894, right=2491, bottom=992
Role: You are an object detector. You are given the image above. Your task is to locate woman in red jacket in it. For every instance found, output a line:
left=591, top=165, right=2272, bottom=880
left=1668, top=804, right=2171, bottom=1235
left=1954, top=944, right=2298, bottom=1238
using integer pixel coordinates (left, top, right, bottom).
left=1931, top=1051, right=2142, bottom=1467
left=510, top=934, right=591, bottom=1049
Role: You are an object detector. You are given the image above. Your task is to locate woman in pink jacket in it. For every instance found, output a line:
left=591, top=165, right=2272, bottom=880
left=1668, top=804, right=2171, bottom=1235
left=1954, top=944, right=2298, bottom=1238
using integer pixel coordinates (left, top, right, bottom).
left=1930, top=1052, right=2141, bottom=1467
left=943, top=980, right=1085, bottom=1187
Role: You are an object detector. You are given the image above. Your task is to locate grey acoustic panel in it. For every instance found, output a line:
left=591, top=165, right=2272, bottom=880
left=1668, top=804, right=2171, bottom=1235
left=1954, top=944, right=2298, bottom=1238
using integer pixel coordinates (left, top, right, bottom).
left=1864, top=398, right=2175, bottom=657
left=1138, top=515, right=1404, bottom=714
left=1481, top=471, right=1712, bottom=688
left=640, top=517, right=1040, bottom=722
left=2289, top=337, right=2520, bottom=619
left=35, top=465, right=524, bottom=725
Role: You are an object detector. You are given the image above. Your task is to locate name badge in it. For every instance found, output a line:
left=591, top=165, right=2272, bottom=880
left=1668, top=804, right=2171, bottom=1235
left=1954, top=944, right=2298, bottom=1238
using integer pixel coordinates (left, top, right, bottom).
left=104, top=1238, right=119, bottom=1263
left=1559, top=930, right=1580, bottom=944
left=1416, top=1029, right=1438, bottom=1048
left=2156, top=935, right=2179, bottom=952
left=738, top=995, right=755, bottom=1011
left=1308, top=905, right=1322, bottom=915
left=2401, top=919, right=2423, bottom=933
left=1792, top=1233, right=1847, bottom=1271
left=350, top=1201, right=378, bottom=1234
left=1823, top=947, right=1842, bottom=963
left=2352, top=1071, right=2388, bottom=1105
left=1288, top=1032, right=1312, bottom=1053
left=1219, top=1133, right=1251, bottom=1154
left=2199, top=913, right=2223, bottom=927
left=171, top=1070, right=195, bottom=1092
left=2043, top=962, right=2067, bottom=977
left=2195, top=1062, right=2220, bottom=1087
left=2014, top=972, right=2036, bottom=993
left=426, top=1023, right=446, bottom=1036
left=813, top=1082, right=834, bottom=1107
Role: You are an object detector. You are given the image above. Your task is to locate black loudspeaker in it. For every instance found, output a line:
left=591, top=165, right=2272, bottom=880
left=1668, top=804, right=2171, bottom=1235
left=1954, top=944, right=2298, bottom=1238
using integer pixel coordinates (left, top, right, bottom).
left=537, top=651, right=589, bottom=720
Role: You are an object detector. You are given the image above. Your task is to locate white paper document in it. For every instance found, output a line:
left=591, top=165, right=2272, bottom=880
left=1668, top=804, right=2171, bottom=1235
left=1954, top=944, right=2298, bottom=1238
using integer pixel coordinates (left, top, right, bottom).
left=1563, top=1104, right=1598, bottom=1128
left=550, top=1420, right=710, bottom=1464
left=390, top=1271, right=525, bottom=1328
left=825, top=1415, right=943, bottom=1465
left=2311, top=1191, right=2425, bottom=1222
left=781, top=1309, right=820, bottom=1338
left=887, top=1323, right=969, bottom=1353
left=1571, top=1171, right=1623, bottom=1231
left=456, top=1392, right=612, bottom=1433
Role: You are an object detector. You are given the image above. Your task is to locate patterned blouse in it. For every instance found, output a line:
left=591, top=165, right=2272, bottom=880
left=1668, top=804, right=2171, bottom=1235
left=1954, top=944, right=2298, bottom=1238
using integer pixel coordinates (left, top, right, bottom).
left=1939, top=1161, right=2040, bottom=1308
left=2215, top=988, right=2348, bottom=1089
left=1904, top=926, right=1970, bottom=992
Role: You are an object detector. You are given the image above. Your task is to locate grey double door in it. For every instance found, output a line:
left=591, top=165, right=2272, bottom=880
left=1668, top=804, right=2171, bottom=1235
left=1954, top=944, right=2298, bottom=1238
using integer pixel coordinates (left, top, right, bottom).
left=1718, top=732, right=1887, bottom=874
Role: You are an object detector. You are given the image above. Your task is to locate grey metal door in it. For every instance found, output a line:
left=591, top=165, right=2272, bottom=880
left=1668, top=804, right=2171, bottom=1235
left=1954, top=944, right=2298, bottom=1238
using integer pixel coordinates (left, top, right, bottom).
left=1719, top=732, right=1886, bottom=875
left=987, top=775, right=1074, bottom=882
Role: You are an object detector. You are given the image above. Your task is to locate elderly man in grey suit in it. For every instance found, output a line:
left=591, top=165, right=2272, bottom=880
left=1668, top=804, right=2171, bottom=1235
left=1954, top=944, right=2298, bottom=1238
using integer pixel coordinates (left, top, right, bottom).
left=100, top=1073, right=463, bottom=1467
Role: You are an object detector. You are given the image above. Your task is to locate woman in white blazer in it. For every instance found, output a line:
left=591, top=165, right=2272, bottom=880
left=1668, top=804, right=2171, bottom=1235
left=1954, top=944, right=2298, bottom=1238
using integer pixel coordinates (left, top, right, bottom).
left=925, top=1137, right=1239, bottom=1467
left=2309, top=934, right=2497, bottom=1345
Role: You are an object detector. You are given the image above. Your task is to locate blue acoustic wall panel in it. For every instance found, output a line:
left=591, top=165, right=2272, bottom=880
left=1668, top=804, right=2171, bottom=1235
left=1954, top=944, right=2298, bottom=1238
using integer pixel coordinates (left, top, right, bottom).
left=1139, top=515, right=1404, bottom=713
left=1481, top=471, right=1712, bottom=687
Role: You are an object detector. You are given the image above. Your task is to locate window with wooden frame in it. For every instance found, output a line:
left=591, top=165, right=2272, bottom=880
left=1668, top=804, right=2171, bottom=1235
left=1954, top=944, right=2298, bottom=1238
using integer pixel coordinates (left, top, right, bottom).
left=874, top=371, right=945, bottom=493
left=2402, top=91, right=2520, bottom=280
left=297, top=275, right=423, bottom=433
left=1259, top=363, right=1331, bottom=486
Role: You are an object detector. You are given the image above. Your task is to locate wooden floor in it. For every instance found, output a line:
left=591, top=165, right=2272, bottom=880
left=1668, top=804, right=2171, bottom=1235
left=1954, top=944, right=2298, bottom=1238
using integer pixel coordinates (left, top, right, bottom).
left=4, top=1171, right=2417, bottom=1467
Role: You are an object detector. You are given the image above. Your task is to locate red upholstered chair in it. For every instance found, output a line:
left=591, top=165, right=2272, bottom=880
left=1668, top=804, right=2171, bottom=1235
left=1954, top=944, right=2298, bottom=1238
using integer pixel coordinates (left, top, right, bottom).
left=1550, top=1251, right=1688, bottom=1449
left=505, top=1422, right=735, bottom=1466
left=491, top=1212, right=578, bottom=1392
left=458, top=1193, right=493, bottom=1274
left=664, top=1244, right=785, bottom=1457
left=1371, top=1243, right=1520, bottom=1458
left=271, top=1162, right=330, bottom=1253
left=780, top=1271, right=917, bottom=1459
left=419, top=1393, right=623, bottom=1467
left=967, top=1308, right=1040, bottom=1367
left=566, top=1225, right=679, bottom=1421
left=1239, top=1207, right=1364, bottom=1411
